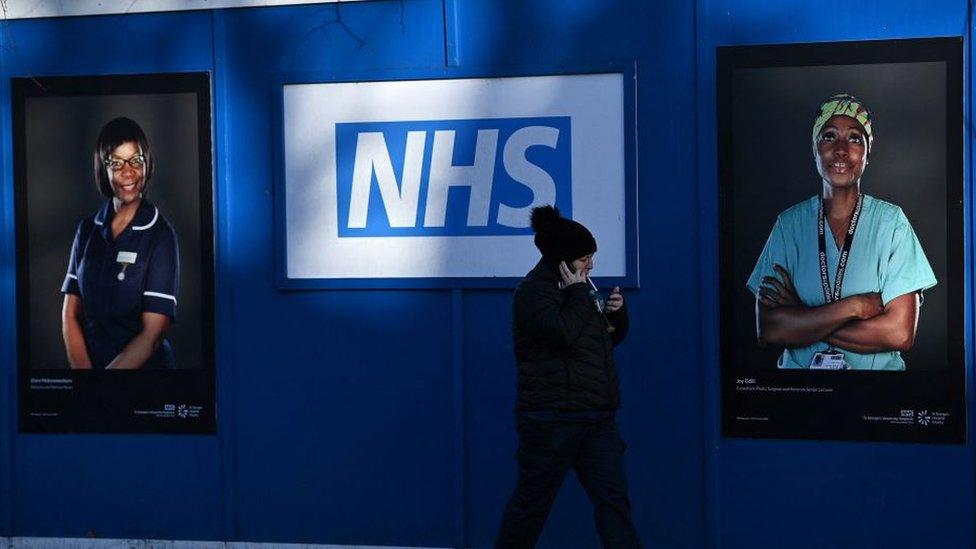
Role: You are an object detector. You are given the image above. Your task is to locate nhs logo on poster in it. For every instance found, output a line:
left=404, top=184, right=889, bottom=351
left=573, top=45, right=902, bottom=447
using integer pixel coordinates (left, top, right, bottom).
left=334, top=117, right=571, bottom=237
left=281, top=73, right=627, bottom=284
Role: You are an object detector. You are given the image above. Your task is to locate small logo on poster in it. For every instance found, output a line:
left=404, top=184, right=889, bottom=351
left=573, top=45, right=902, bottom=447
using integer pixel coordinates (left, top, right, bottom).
left=134, top=403, right=203, bottom=420
left=917, top=410, right=931, bottom=426
left=863, top=408, right=948, bottom=427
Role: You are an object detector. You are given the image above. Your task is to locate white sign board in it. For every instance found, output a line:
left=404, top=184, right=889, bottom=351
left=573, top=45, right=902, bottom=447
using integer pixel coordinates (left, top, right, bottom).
left=281, top=72, right=627, bottom=282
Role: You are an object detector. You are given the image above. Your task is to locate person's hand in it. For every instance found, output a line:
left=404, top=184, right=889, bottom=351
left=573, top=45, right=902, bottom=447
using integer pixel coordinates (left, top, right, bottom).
left=606, top=286, right=624, bottom=313
left=558, top=261, right=587, bottom=287
left=847, top=292, right=884, bottom=320
left=758, top=264, right=801, bottom=308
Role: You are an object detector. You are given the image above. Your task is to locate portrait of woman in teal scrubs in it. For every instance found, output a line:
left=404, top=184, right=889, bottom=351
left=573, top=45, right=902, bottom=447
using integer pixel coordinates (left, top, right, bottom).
left=747, top=94, right=937, bottom=371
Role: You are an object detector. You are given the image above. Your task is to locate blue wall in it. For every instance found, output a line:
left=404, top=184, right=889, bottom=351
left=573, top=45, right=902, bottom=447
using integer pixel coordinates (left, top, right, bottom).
left=697, top=1, right=975, bottom=548
left=0, top=0, right=970, bottom=548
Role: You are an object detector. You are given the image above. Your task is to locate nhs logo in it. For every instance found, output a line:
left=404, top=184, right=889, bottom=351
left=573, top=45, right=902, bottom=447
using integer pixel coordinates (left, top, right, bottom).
left=281, top=73, right=627, bottom=284
left=335, top=117, right=571, bottom=237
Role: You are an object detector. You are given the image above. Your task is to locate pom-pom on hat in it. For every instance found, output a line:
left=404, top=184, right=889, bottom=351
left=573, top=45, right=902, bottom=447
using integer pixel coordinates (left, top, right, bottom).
left=530, top=205, right=597, bottom=267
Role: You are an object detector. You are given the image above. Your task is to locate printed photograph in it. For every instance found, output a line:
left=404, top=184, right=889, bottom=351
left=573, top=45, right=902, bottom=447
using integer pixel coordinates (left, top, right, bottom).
left=718, top=38, right=964, bottom=443
left=14, top=73, right=216, bottom=433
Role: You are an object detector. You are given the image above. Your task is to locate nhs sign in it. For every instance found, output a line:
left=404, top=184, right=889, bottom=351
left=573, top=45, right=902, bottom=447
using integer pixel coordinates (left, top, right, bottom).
left=281, top=72, right=628, bottom=284
left=335, top=117, right=572, bottom=237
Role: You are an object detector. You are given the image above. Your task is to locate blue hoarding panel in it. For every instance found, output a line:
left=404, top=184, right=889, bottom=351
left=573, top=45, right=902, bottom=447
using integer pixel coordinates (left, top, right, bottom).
left=0, top=10, right=221, bottom=541
left=698, top=0, right=973, bottom=548
left=217, top=2, right=455, bottom=545
left=0, top=0, right=970, bottom=548
left=453, top=1, right=706, bottom=547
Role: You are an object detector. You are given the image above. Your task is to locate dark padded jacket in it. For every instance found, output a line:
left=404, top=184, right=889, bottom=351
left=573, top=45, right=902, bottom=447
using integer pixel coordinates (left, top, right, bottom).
left=512, top=260, right=629, bottom=411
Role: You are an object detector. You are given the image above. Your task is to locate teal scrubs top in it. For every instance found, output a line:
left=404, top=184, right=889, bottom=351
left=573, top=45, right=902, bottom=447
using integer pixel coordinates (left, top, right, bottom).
left=746, top=194, right=936, bottom=370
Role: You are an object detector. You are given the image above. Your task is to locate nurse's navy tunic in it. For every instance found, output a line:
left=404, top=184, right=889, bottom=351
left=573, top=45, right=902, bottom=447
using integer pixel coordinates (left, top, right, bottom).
left=61, top=199, right=179, bottom=369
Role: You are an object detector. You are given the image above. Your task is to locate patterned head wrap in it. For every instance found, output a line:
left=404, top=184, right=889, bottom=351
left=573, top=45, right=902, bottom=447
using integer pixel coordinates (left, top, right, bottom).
left=812, top=94, right=873, bottom=154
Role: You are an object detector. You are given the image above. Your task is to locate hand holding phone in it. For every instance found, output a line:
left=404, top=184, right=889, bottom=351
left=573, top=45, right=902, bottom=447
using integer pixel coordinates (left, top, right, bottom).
left=606, top=286, right=624, bottom=313
left=558, top=261, right=587, bottom=287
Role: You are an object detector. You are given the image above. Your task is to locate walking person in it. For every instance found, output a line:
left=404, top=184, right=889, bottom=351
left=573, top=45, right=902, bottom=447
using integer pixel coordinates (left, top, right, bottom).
left=495, top=205, right=640, bottom=548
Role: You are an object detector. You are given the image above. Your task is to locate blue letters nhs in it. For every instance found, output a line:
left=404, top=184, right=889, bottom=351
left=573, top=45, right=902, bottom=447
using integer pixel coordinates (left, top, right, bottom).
left=335, top=117, right=572, bottom=237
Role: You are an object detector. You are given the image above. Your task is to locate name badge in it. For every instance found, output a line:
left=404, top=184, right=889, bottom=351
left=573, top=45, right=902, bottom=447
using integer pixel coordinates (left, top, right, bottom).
left=116, top=251, right=137, bottom=281
left=116, top=251, right=137, bottom=265
left=810, top=351, right=847, bottom=370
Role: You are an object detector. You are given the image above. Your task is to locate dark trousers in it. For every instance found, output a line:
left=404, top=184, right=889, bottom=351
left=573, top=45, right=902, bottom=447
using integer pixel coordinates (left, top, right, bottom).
left=495, top=415, right=641, bottom=549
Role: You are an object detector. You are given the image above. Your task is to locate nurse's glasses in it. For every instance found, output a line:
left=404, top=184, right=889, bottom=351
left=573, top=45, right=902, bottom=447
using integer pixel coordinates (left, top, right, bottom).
left=104, top=154, right=146, bottom=170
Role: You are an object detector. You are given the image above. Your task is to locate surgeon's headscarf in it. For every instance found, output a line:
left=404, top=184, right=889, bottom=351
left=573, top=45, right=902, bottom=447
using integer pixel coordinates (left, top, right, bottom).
left=812, top=94, right=873, bottom=154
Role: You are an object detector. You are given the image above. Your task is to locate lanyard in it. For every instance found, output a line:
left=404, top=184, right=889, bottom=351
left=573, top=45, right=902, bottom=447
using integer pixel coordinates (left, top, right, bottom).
left=818, top=194, right=863, bottom=303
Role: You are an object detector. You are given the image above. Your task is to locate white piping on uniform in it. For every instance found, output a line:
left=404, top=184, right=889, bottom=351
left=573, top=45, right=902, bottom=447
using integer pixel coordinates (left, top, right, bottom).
left=94, top=217, right=104, bottom=226
left=144, top=291, right=177, bottom=304
left=132, top=207, right=158, bottom=231
left=66, top=273, right=77, bottom=280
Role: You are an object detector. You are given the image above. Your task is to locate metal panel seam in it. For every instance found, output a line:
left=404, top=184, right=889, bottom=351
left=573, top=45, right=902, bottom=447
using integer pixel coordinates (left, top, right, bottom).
left=695, top=0, right=721, bottom=546
left=0, top=17, right=12, bottom=538
left=451, top=288, right=466, bottom=548
left=966, top=1, right=976, bottom=542
left=212, top=7, right=238, bottom=542
left=442, top=0, right=459, bottom=67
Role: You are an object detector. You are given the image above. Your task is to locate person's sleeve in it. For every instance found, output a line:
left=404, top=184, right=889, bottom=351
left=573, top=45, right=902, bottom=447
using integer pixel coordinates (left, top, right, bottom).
left=607, top=301, right=628, bottom=346
left=880, top=208, right=937, bottom=306
left=142, top=229, right=180, bottom=319
left=60, top=221, right=84, bottom=295
left=514, top=281, right=594, bottom=347
left=746, top=216, right=790, bottom=298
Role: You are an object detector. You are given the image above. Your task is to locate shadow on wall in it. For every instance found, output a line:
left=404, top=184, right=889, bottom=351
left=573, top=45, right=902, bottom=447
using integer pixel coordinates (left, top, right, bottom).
left=449, top=2, right=706, bottom=549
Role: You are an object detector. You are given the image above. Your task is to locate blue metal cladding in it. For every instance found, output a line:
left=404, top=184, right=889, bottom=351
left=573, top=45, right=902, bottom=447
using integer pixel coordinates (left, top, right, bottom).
left=215, top=2, right=455, bottom=546
left=450, top=1, right=706, bottom=547
left=0, top=0, right=702, bottom=545
left=0, top=0, right=970, bottom=548
left=0, top=11, right=221, bottom=541
left=697, top=1, right=975, bottom=549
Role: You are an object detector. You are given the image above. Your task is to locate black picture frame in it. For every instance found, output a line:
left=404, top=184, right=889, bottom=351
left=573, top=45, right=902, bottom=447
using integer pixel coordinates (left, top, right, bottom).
left=13, top=72, right=216, bottom=433
left=718, top=38, right=965, bottom=443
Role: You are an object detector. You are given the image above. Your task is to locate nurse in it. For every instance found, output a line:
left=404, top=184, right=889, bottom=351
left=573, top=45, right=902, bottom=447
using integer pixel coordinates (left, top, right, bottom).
left=747, top=94, right=936, bottom=370
left=61, top=117, right=179, bottom=369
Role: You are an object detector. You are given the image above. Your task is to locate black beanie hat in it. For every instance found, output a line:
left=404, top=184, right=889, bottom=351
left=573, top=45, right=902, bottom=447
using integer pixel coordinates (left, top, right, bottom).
left=530, top=205, right=597, bottom=267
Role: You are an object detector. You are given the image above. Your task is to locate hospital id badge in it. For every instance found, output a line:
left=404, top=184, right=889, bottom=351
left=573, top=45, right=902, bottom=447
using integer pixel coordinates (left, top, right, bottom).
left=810, top=351, right=847, bottom=370
left=116, top=251, right=137, bottom=281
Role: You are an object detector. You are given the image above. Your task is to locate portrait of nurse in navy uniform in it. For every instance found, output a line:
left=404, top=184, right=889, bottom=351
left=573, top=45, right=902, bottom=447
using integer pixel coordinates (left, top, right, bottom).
left=60, top=117, right=179, bottom=369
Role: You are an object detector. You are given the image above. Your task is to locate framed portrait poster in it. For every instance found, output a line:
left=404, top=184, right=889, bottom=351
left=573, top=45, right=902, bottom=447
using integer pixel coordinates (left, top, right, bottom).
left=718, top=38, right=965, bottom=443
left=13, top=72, right=216, bottom=433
